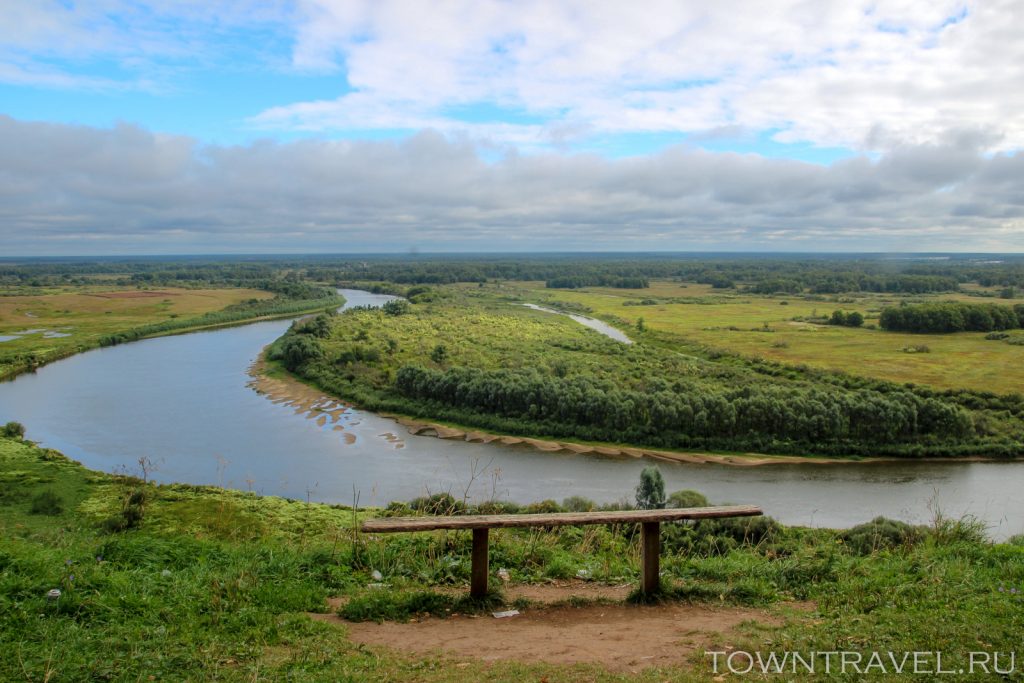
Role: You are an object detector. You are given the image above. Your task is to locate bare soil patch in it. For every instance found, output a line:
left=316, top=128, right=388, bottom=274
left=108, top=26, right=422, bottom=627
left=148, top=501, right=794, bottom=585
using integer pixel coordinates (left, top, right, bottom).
left=339, top=602, right=782, bottom=673
left=311, top=583, right=811, bottom=673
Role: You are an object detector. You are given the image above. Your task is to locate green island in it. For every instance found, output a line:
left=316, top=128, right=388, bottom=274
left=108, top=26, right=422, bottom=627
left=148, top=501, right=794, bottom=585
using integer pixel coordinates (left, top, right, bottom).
left=270, top=278, right=1024, bottom=460
left=3, top=255, right=1024, bottom=680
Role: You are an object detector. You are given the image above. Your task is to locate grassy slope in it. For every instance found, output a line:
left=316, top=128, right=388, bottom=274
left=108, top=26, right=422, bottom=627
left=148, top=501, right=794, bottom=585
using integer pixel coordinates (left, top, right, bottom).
left=532, top=281, right=1024, bottom=394
left=2, top=434, right=1023, bottom=681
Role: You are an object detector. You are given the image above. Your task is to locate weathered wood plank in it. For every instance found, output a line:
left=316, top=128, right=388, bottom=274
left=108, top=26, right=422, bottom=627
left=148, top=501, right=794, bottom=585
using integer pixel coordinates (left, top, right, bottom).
left=361, top=504, right=761, bottom=533
left=640, top=521, right=661, bottom=594
left=470, top=528, right=489, bottom=598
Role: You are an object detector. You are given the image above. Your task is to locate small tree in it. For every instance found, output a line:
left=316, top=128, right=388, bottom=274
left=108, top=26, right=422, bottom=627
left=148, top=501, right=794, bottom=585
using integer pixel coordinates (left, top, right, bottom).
left=829, top=310, right=847, bottom=326
left=430, top=344, right=448, bottom=365
left=846, top=311, right=864, bottom=327
left=636, top=317, right=646, bottom=332
left=635, top=466, right=666, bottom=509
left=2, top=421, right=25, bottom=439
left=281, top=335, right=323, bottom=371
left=382, top=299, right=411, bottom=316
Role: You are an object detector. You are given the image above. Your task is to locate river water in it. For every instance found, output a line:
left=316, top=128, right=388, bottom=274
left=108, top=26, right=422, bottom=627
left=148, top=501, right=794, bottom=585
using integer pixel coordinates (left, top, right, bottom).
left=521, top=303, right=633, bottom=343
left=0, top=289, right=1020, bottom=539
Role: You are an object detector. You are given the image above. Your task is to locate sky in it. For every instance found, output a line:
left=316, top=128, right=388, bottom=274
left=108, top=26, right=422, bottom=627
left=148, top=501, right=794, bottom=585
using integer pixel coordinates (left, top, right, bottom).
left=1, top=0, right=1022, bottom=255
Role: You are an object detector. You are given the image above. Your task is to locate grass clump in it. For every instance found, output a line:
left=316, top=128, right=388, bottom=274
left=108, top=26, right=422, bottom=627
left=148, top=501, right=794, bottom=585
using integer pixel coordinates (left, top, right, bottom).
left=100, top=486, right=148, bottom=532
left=28, top=489, right=64, bottom=515
left=340, top=589, right=505, bottom=623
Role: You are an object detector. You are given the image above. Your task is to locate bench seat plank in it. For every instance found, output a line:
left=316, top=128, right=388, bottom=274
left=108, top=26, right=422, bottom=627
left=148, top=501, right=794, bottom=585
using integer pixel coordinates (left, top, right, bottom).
left=361, top=504, right=761, bottom=533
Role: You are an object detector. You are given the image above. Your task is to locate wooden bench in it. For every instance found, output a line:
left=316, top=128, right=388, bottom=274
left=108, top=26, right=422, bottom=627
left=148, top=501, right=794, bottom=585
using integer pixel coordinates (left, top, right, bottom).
left=361, top=505, right=762, bottom=597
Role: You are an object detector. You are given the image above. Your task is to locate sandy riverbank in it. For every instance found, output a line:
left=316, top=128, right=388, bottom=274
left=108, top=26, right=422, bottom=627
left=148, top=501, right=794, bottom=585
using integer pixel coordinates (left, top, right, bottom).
left=247, top=352, right=893, bottom=467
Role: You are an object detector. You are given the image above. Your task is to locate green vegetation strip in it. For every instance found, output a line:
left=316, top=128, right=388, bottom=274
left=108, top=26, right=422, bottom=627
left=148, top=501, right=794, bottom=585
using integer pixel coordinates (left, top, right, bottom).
left=1, top=283, right=342, bottom=380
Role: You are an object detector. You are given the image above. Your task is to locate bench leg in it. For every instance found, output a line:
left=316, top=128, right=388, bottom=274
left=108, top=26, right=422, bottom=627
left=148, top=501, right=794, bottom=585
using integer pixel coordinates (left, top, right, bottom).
left=471, top=528, right=489, bottom=598
left=641, top=521, right=661, bottom=594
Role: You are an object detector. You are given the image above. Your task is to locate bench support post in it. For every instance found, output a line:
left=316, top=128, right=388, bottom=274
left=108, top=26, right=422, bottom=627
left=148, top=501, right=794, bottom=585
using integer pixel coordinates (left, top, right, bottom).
left=471, top=528, right=489, bottom=598
left=641, top=521, right=660, bottom=594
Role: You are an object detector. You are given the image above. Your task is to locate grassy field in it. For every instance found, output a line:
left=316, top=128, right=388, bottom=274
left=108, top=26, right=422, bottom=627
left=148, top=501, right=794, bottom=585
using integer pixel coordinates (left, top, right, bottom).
left=2, top=432, right=1023, bottom=681
left=0, top=286, right=274, bottom=376
left=528, top=281, right=1024, bottom=394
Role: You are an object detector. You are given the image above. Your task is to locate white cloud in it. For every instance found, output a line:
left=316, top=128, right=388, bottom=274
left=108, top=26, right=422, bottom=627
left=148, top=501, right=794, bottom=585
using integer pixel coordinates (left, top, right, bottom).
left=4, top=1, right=1021, bottom=153
left=1, top=116, right=1021, bottom=254
left=258, top=0, right=1024, bottom=152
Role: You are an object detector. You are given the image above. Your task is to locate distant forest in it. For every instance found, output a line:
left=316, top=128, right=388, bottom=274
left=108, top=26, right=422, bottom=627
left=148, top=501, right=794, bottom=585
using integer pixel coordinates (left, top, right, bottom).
left=3, top=253, right=1024, bottom=295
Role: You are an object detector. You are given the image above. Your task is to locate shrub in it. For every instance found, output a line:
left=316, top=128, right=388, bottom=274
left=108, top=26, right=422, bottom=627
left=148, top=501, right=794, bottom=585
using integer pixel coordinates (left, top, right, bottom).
left=473, top=500, right=521, bottom=514
left=2, top=421, right=25, bottom=439
left=279, top=334, right=324, bottom=371
left=702, top=515, right=782, bottom=546
left=408, top=493, right=465, bottom=515
left=666, top=489, right=710, bottom=508
left=562, top=496, right=597, bottom=512
left=523, top=499, right=563, bottom=514
left=430, top=344, right=448, bottom=365
left=292, top=313, right=333, bottom=338
left=841, top=516, right=924, bottom=555
left=382, top=299, right=411, bottom=316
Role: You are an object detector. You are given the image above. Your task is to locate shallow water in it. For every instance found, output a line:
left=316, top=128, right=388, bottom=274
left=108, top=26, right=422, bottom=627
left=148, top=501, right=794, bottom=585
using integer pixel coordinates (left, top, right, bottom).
left=0, top=289, right=1020, bottom=538
left=521, top=303, right=633, bottom=344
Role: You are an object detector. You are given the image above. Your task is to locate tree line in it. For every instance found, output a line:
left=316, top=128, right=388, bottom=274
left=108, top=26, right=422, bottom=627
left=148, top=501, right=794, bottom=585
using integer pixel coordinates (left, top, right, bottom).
left=393, top=365, right=974, bottom=450
left=545, top=275, right=649, bottom=289
left=6, top=254, right=1024, bottom=294
left=879, top=302, right=1024, bottom=334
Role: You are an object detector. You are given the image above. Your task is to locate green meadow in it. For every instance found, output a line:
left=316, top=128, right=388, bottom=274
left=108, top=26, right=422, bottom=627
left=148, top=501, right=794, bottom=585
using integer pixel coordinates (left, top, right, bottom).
left=530, top=280, right=1024, bottom=395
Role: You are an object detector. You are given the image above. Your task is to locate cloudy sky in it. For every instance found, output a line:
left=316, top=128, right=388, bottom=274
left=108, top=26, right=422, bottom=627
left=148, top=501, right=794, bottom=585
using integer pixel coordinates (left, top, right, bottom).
left=1, top=0, right=1022, bottom=255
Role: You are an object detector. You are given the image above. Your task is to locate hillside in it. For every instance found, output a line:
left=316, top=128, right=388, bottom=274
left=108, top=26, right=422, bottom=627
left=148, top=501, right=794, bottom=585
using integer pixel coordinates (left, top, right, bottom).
left=2, top=431, right=1022, bottom=679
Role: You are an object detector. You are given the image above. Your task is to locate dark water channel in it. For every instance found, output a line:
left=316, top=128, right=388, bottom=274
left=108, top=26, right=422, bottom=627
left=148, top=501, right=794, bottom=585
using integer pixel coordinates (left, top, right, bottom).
left=0, top=289, right=1020, bottom=539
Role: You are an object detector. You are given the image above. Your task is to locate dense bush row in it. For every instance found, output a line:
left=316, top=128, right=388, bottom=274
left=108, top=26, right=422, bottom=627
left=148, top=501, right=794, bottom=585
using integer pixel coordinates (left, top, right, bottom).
left=393, top=365, right=974, bottom=448
left=546, top=275, right=649, bottom=289
left=749, top=274, right=959, bottom=295
left=829, top=310, right=864, bottom=327
left=880, top=302, right=1024, bottom=334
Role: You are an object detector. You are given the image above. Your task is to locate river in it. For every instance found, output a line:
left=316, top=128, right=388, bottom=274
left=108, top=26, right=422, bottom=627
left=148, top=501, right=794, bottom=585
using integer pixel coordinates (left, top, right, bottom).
left=0, top=288, right=1020, bottom=539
